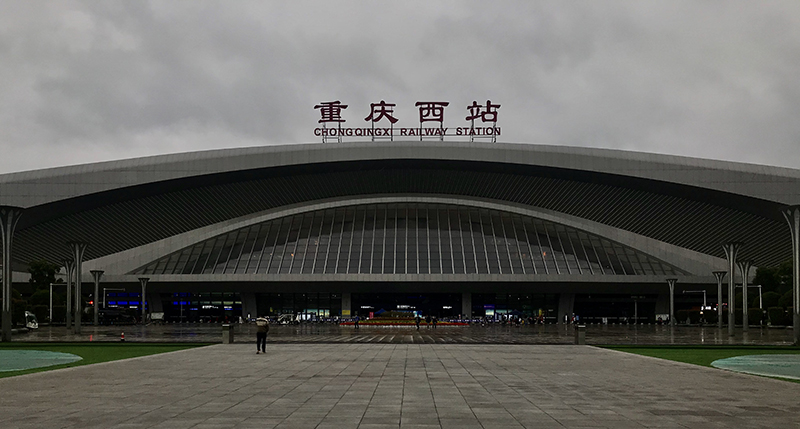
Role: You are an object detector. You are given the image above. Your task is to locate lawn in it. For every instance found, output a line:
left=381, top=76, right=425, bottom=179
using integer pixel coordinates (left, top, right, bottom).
left=605, top=345, right=800, bottom=377
left=0, top=343, right=210, bottom=378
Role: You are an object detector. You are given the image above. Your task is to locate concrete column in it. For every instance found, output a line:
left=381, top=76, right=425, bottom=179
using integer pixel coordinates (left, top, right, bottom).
left=138, top=277, right=149, bottom=323
left=782, top=205, right=800, bottom=345
left=90, top=270, right=103, bottom=325
left=737, top=260, right=753, bottom=332
left=712, top=271, right=726, bottom=329
left=666, top=278, right=677, bottom=326
left=722, top=242, right=742, bottom=337
left=1, top=206, right=23, bottom=342
left=557, top=293, right=575, bottom=324
left=62, top=259, right=74, bottom=329
left=68, top=242, right=87, bottom=334
left=342, top=292, right=351, bottom=317
left=461, top=292, right=472, bottom=319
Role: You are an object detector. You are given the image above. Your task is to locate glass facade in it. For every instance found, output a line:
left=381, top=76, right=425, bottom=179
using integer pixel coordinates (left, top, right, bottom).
left=132, top=203, right=684, bottom=276
left=256, top=293, right=341, bottom=318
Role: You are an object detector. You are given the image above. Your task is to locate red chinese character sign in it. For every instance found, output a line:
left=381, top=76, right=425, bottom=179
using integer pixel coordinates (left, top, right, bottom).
left=465, top=100, right=500, bottom=142
left=364, top=100, right=398, bottom=141
left=313, top=99, right=500, bottom=143
left=314, top=101, right=349, bottom=143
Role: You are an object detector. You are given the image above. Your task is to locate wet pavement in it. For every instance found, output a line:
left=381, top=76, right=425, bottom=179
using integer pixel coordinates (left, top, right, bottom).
left=15, top=323, right=797, bottom=345
left=3, top=344, right=800, bottom=428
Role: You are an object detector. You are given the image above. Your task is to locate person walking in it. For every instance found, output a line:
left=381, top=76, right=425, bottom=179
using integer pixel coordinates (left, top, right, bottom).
left=415, top=315, right=421, bottom=330
left=256, top=316, right=269, bottom=354
left=354, top=315, right=360, bottom=329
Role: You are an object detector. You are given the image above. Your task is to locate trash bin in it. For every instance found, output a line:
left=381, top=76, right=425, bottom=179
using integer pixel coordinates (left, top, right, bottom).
left=222, top=324, right=234, bottom=344
left=574, top=324, right=586, bottom=345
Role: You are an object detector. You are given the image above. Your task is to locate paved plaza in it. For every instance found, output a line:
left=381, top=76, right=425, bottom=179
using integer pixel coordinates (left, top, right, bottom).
left=2, top=344, right=800, bottom=428
left=17, top=323, right=798, bottom=345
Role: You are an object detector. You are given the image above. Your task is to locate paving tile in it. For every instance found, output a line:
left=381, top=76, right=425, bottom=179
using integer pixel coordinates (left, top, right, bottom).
left=2, top=343, right=799, bottom=429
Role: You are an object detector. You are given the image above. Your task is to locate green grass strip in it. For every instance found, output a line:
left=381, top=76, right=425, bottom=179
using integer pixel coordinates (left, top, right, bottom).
left=604, top=345, right=800, bottom=383
left=0, top=343, right=211, bottom=378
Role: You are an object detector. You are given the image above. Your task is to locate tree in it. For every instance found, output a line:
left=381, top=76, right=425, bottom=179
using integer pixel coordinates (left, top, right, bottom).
left=28, top=259, right=60, bottom=291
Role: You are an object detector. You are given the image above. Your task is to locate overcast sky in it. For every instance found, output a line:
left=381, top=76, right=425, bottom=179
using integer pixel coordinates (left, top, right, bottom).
left=1, top=1, right=798, bottom=173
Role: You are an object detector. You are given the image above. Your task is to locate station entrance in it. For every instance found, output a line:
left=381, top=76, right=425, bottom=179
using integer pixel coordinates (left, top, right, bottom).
left=352, top=293, right=461, bottom=318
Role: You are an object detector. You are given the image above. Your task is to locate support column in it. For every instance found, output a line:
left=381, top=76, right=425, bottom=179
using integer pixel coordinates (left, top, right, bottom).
left=68, top=242, right=87, bottom=334
left=138, top=277, right=149, bottom=323
left=62, top=259, right=74, bottom=330
left=712, top=271, right=727, bottom=329
left=461, top=292, right=472, bottom=319
left=1, top=206, right=23, bottom=342
left=90, top=270, right=103, bottom=326
left=722, top=242, right=742, bottom=337
left=782, top=205, right=800, bottom=345
left=737, top=260, right=753, bottom=332
left=666, top=278, right=677, bottom=326
left=342, top=292, right=351, bottom=317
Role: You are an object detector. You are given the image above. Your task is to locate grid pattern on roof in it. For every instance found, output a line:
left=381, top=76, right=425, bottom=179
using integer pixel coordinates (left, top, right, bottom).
left=132, top=203, right=683, bottom=276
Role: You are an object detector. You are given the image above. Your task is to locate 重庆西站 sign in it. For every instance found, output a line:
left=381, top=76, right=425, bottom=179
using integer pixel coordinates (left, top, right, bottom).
left=313, top=100, right=501, bottom=142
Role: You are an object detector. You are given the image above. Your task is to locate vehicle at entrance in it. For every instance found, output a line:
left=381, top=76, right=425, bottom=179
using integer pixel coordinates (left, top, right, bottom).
left=25, top=311, right=39, bottom=329
left=277, top=314, right=300, bottom=325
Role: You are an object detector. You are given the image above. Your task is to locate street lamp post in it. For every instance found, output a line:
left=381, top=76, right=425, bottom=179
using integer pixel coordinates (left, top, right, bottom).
left=102, top=288, right=125, bottom=309
left=683, top=290, right=707, bottom=323
left=138, top=278, right=149, bottom=324
left=712, top=271, right=727, bottom=329
left=666, top=278, right=678, bottom=326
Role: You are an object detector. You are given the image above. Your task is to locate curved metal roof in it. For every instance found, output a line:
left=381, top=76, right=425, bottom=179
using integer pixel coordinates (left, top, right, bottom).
left=1, top=141, right=798, bottom=268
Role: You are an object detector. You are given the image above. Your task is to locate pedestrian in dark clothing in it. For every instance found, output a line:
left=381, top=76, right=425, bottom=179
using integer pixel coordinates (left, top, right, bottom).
left=256, top=316, right=269, bottom=354
left=415, top=315, right=421, bottom=330
left=425, top=315, right=431, bottom=328
left=354, top=315, right=360, bottom=329
left=432, top=316, right=438, bottom=329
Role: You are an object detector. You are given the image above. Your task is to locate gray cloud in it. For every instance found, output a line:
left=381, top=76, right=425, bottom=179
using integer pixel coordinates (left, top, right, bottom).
left=1, top=0, right=798, bottom=173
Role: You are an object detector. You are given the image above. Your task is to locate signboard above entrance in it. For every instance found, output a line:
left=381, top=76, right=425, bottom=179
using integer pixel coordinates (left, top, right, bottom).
left=313, top=99, right=501, bottom=143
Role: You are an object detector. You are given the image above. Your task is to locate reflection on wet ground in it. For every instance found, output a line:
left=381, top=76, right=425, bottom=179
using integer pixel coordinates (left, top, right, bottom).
left=16, top=323, right=796, bottom=345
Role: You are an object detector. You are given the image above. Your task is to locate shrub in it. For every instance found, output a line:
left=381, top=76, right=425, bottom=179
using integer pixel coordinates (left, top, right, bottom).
left=32, top=305, right=48, bottom=323
left=768, top=307, right=788, bottom=326
left=11, top=298, right=27, bottom=326
left=779, top=291, right=792, bottom=308
left=760, top=291, right=781, bottom=309
left=748, top=308, right=764, bottom=325
left=52, top=305, right=67, bottom=323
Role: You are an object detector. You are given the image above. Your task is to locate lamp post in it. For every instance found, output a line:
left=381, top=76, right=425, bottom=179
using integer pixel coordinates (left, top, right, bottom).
left=722, top=242, right=742, bottom=337
left=683, top=290, right=707, bottom=323
left=102, top=288, right=125, bottom=309
left=138, top=277, right=149, bottom=324
left=737, top=260, right=753, bottom=332
left=666, top=278, right=678, bottom=326
left=90, top=270, right=103, bottom=326
left=712, top=271, right=726, bottom=329
left=736, top=284, right=763, bottom=325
